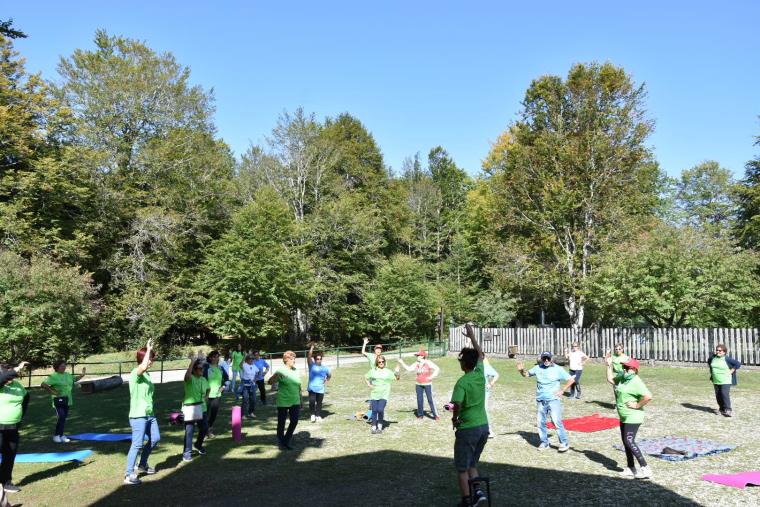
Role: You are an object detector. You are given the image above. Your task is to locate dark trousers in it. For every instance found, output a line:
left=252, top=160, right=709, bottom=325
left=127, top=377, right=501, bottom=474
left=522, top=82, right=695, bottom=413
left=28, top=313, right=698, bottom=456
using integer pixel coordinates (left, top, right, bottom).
left=54, top=398, right=70, bottom=436
left=241, top=381, right=256, bottom=415
left=0, top=428, right=19, bottom=484
left=256, top=379, right=267, bottom=404
left=713, top=384, right=732, bottom=412
left=620, top=422, right=647, bottom=468
left=183, top=414, right=208, bottom=458
left=277, top=405, right=300, bottom=445
left=208, top=397, right=221, bottom=429
left=370, top=399, right=387, bottom=428
left=415, top=384, right=438, bottom=417
left=569, top=370, right=583, bottom=398
left=308, top=391, right=324, bottom=416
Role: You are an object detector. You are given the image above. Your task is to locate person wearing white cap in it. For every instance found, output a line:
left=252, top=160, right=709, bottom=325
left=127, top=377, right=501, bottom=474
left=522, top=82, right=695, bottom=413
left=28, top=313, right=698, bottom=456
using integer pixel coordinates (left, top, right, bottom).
left=517, top=351, right=575, bottom=452
left=398, top=349, right=441, bottom=421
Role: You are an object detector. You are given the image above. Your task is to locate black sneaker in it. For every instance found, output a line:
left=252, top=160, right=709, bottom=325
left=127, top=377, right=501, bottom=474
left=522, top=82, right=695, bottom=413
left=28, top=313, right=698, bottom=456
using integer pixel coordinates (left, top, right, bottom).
left=137, top=465, right=156, bottom=475
left=194, top=445, right=207, bottom=455
left=473, top=489, right=488, bottom=506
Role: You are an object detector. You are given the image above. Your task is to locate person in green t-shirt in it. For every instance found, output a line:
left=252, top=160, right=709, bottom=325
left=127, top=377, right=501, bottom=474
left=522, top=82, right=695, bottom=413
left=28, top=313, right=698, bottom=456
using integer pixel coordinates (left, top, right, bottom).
left=41, top=360, right=86, bottom=443
left=124, top=339, right=160, bottom=486
left=230, top=343, right=245, bottom=401
left=605, top=356, right=653, bottom=480
left=1, top=361, right=30, bottom=494
left=361, top=337, right=383, bottom=369
left=707, top=343, right=741, bottom=417
left=364, top=355, right=400, bottom=434
left=268, top=350, right=304, bottom=450
left=182, top=356, right=210, bottom=462
left=450, top=324, right=489, bottom=507
left=203, top=350, right=228, bottom=438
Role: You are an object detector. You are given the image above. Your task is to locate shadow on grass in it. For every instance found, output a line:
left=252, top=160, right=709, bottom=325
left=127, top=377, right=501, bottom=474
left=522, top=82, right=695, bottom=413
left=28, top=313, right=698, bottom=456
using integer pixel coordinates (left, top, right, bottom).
left=585, top=400, right=616, bottom=410
left=16, top=461, right=88, bottom=487
left=92, top=447, right=699, bottom=507
left=570, top=448, right=624, bottom=472
left=504, top=431, right=541, bottom=446
left=681, top=403, right=717, bottom=414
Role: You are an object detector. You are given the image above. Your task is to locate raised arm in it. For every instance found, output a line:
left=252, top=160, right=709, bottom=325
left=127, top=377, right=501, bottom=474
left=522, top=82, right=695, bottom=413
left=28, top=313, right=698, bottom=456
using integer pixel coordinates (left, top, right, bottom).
left=135, top=339, right=153, bottom=376
left=361, top=337, right=369, bottom=356
left=464, top=323, right=484, bottom=360
left=516, top=360, right=530, bottom=378
left=397, top=357, right=414, bottom=372
left=307, top=344, right=314, bottom=367
left=604, top=354, right=616, bottom=385
left=488, top=368, right=499, bottom=386
left=184, top=354, right=196, bottom=382
left=75, top=367, right=86, bottom=382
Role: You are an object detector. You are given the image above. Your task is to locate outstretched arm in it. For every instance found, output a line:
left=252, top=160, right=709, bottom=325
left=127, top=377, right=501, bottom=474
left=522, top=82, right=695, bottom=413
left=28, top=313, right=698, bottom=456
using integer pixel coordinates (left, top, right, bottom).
left=397, top=357, right=414, bottom=372
left=463, top=323, right=484, bottom=360
left=135, top=339, right=153, bottom=376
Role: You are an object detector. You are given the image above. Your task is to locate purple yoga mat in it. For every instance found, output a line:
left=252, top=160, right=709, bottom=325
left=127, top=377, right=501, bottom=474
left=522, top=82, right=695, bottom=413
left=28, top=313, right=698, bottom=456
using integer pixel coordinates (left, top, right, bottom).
left=702, top=471, right=760, bottom=489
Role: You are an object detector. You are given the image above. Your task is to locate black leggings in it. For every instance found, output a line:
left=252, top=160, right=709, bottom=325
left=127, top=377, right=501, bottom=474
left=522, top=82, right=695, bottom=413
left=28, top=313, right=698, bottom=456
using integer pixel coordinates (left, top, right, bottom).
left=54, top=398, right=69, bottom=436
left=277, top=405, right=300, bottom=445
left=713, top=384, right=732, bottom=412
left=308, top=391, right=324, bottom=416
left=0, top=428, right=20, bottom=484
left=207, top=397, right=221, bottom=428
left=620, top=423, right=647, bottom=468
left=256, top=380, right=267, bottom=404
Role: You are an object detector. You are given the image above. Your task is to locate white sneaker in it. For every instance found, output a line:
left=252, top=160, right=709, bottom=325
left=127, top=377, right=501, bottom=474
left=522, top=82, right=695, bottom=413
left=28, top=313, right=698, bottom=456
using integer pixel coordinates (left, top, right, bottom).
left=316, top=416, right=323, bottom=423
left=3, top=482, right=20, bottom=493
left=52, top=435, right=62, bottom=443
left=60, top=435, right=71, bottom=443
left=557, top=443, right=569, bottom=452
left=635, top=466, right=652, bottom=479
left=310, top=415, right=316, bottom=423
left=619, top=467, right=636, bottom=478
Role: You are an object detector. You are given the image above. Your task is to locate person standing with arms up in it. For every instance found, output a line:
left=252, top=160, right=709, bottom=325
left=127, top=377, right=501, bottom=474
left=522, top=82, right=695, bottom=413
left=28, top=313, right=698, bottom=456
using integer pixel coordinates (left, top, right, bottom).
left=362, top=338, right=383, bottom=369
left=307, top=345, right=331, bottom=423
left=124, top=340, right=160, bottom=485
left=41, top=360, right=86, bottom=443
left=230, top=343, right=245, bottom=401
left=517, top=352, right=575, bottom=452
left=707, top=344, right=741, bottom=417
left=398, top=349, right=441, bottom=421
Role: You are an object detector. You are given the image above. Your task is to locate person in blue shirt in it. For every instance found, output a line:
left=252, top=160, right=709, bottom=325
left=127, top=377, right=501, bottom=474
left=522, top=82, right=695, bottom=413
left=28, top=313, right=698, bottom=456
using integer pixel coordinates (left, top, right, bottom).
left=307, top=344, right=331, bottom=422
left=252, top=351, right=270, bottom=405
left=517, top=351, right=575, bottom=452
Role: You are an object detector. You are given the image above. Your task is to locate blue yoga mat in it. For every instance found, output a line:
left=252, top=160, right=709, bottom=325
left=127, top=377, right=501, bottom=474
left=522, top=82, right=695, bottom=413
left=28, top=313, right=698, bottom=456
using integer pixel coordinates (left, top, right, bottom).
left=69, top=433, right=132, bottom=442
left=4, top=450, right=93, bottom=463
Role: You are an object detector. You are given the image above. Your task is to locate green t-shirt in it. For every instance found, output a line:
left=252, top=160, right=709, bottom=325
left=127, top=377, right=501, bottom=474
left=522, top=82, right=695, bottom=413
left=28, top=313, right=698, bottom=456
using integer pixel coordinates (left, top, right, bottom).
left=207, top=365, right=224, bottom=398
left=451, top=360, right=488, bottom=429
left=231, top=351, right=244, bottom=372
left=44, top=371, right=75, bottom=407
left=365, top=367, right=396, bottom=400
left=129, top=368, right=154, bottom=418
left=0, top=380, right=27, bottom=425
left=184, top=375, right=209, bottom=411
left=614, top=374, right=652, bottom=424
left=612, top=353, right=630, bottom=375
left=710, top=356, right=732, bottom=385
left=364, top=352, right=379, bottom=368
left=275, top=367, right=302, bottom=407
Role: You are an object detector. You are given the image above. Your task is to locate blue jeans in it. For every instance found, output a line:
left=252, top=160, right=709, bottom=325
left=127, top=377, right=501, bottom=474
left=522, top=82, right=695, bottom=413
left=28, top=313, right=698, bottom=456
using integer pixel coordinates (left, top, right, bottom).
left=536, top=399, right=568, bottom=445
left=415, top=384, right=438, bottom=418
left=126, top=416, right=160, bottom=475
left=241, top=381, right=256, bottom=415
left=370, top=399, right=387, bottom=427
left=230, top=370, right=241, bottom=398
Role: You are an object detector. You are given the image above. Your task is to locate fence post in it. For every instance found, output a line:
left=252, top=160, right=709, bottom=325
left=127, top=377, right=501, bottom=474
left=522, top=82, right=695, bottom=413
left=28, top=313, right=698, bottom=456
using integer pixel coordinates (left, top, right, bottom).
left=160, top=360, right=164, bottom=384
left=28, top=369, right=32, bottom=388
left=336, top=347, right=340, bottom=368
left=119, top=361, right=123, bottom=377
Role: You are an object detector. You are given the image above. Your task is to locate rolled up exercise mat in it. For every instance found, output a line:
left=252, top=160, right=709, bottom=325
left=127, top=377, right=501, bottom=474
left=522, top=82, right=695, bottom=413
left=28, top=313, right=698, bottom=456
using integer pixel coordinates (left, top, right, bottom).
left=68, top=433, right=132, bottom=442
left=2, top=450, right=93, bottom=463
left=79, top=375, right=123, bottom=394
left=232, top=405, right=242, bottom=441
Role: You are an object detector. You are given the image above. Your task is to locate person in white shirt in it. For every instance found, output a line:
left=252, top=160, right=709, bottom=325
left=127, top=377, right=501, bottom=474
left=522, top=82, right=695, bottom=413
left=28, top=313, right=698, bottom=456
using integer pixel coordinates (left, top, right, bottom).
left=240, top=355, right=259, bottom=418
left=566, top=342, right=589, bottom=399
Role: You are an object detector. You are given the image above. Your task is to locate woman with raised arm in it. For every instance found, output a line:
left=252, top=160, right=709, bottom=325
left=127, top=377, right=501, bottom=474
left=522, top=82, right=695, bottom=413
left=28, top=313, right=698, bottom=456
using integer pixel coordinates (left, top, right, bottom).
left=398, top=349, right=441, bottom=421
left=181, top=356, right=209, bottom=462
left=268, top=351, right=304, bottom=450
left=707, top=343, right=741, bottom=417
left=606, top=355, right=653, bottom=479
left=307, top=344, right=331, bottom=423
left=202, top=350, right=228, bottom=438
left=0, top=361, right=30, bottom=494
left=124, top=339, right=160, bottom=486
left=41, top=360, right=86, bottom=443
left=365, top=355, right=401, bottom=434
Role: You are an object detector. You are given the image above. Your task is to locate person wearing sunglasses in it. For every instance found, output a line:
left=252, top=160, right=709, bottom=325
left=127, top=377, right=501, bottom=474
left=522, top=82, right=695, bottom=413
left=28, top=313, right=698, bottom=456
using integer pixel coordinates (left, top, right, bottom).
left=364, top=355, right=400, bottom=434
left=707, top=344, right=741, bottom=417
left=605, top=356, right=652, bottom=479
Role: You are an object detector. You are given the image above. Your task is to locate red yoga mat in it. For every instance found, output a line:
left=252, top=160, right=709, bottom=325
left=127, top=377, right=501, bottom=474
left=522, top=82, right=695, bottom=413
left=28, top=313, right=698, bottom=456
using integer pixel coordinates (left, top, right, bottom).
left=546, top=413, right=619, bottom=432
left=702, top=471, right=760, bottom=489
left=231, top=406, right=242, bottom=441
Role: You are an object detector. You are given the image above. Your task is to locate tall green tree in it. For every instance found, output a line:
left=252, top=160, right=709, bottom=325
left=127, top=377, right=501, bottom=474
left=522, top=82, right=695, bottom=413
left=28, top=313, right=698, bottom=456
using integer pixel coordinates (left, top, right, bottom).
left=675, top=160, right=736, bottom=234
left=736, top=125, right=760, bottom=249
left=483, top=62, right=661, bottom=332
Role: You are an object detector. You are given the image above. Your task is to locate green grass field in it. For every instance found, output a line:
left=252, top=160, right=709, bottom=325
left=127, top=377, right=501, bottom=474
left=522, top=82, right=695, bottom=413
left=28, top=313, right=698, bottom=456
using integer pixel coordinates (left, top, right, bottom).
left=8, top=357, right=760, bottom=506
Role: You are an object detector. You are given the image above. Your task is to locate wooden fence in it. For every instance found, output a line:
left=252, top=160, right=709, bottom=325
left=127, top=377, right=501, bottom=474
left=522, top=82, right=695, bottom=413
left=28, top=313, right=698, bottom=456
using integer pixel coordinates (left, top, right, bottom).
left=448, top=327, right=760, bottom=365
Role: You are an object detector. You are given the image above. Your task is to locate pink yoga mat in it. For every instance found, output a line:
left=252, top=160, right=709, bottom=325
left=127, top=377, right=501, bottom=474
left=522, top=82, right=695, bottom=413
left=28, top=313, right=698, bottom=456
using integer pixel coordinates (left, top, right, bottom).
left=702, top=471, right=760, bottom=489
left=231, top=406, right=242, bottom=442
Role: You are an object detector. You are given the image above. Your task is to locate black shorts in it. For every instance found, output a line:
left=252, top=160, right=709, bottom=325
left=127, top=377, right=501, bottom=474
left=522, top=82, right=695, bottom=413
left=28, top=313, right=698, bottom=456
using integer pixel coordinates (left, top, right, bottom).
left=454, top=424, right=489, bottom=471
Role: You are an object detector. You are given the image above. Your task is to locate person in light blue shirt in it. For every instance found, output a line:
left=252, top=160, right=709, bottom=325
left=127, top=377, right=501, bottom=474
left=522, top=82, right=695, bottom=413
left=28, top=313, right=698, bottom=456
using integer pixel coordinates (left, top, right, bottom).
left=307, top=344, right=331, bottom=422
left=252, top=351, right=269, bottom=405
left=517, top=351, right=575, bottom=452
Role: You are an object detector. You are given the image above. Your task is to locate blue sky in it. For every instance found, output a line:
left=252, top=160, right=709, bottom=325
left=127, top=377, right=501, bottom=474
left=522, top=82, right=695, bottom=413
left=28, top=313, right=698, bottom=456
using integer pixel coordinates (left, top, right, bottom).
left=8, top=1, right=760, bottom=178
